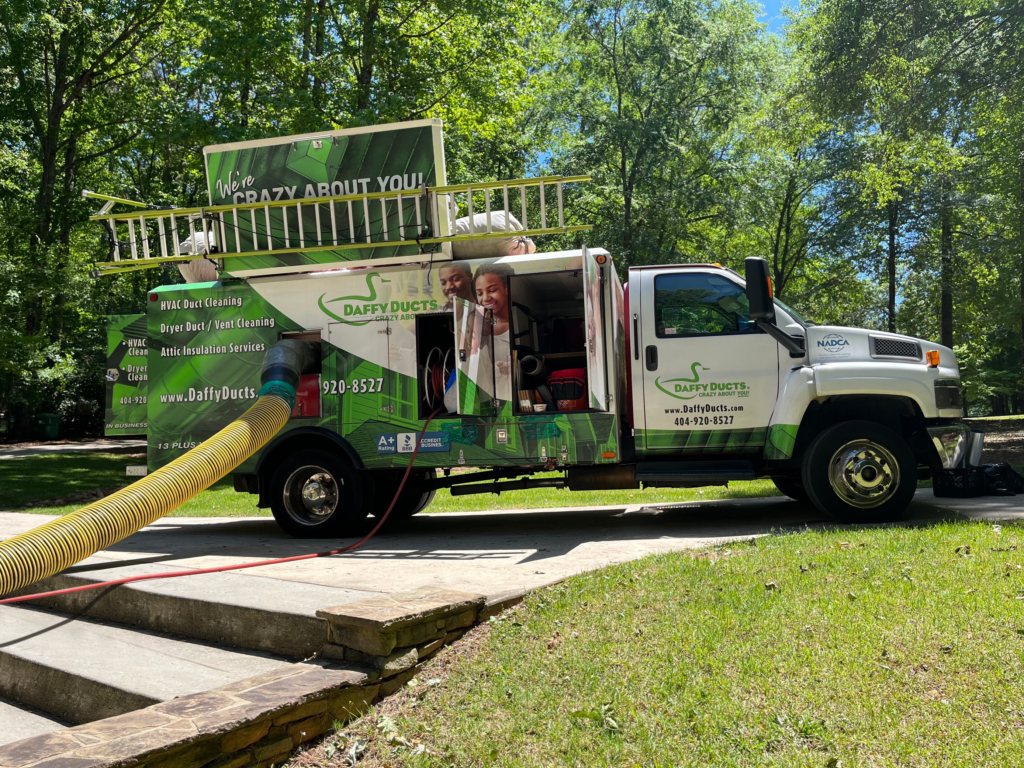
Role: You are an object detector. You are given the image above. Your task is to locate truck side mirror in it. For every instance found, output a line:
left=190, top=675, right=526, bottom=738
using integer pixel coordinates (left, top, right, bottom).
left=744, top=257, right=805, bottom=357
left=744, top=257, right=775, bottom=323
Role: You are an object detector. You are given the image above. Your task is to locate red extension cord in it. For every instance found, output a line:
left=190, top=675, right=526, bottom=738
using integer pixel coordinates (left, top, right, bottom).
left=0, top=409, right=443, bottom=606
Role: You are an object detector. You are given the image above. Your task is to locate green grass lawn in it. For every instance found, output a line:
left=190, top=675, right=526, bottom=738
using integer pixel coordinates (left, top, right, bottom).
left=0, top=453, right=141, bottom=509
left=338, top=521, right=1024, bottom=767
left=0, top=452, right=782, bottom=517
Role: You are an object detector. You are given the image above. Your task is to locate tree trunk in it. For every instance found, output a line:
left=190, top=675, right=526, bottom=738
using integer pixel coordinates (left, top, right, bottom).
left=313, top=0, right=326, bottom=106
left=1019, top=146, right=1024, bottom=369
left=299, top=0, right=313, bottom=92
left=940, top=202, right=954, bottom=348
left=887, top=199, right=899, bottom=332
left=356, top=0, right=380, bottom=112
left=301, top=0, right=312, bottom=62
left=240, top=54, right=251, bottom=128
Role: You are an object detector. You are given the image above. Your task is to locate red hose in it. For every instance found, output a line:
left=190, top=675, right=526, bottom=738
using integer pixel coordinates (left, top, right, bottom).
left=0, top=409, right=443, bottom=606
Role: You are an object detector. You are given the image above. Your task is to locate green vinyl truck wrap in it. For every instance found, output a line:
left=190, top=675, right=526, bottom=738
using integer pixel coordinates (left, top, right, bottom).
left=90, top=119, right=972, bottom=533
left=104, top=314, right=148, bottom=435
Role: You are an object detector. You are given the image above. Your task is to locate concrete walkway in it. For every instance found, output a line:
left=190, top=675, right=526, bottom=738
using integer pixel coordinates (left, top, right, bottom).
left=2, top=490, right=1020, bottom=609
left=0, top=440, right=146, bottom=460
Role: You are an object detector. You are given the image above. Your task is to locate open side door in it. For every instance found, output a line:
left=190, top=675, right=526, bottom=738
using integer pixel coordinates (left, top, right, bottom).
left=582, top=245, right=609, bottom=411
left=453, top=298, right=495, bottom=415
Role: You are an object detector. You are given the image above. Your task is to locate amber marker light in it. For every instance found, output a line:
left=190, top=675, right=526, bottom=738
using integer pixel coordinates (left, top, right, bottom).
left=926, top=350, right=940, bottom=367
left=595, top=254, right=607, bottom=264
left=602, top=451, right=616, bottom=459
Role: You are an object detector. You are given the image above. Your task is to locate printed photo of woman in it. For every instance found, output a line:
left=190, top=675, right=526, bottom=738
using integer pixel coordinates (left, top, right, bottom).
left=473, top=263, right=514, bottom=402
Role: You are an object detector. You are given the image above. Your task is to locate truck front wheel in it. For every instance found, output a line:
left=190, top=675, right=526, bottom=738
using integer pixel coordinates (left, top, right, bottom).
left=801, top=420, right=917, bottom=524
left=269, top=449, right=371, bottom=538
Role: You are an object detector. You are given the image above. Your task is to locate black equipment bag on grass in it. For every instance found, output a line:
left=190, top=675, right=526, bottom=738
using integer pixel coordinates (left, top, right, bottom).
left=934, top=463, right=1024, bottom=498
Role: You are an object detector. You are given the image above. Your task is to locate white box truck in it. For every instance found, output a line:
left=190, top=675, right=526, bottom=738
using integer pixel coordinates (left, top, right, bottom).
left=91, top=120, right=969, bottom=535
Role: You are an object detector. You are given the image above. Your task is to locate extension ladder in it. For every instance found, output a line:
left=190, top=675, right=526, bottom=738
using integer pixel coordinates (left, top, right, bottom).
left=84, top=176, right=592, bottom=276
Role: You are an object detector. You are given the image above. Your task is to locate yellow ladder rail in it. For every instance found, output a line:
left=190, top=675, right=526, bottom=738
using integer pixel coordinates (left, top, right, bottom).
left=83, top=176, right=592, bottom=276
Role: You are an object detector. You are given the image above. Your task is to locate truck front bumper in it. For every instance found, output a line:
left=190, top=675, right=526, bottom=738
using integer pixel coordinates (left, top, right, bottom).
left=927, top=424, right=969, bottom=469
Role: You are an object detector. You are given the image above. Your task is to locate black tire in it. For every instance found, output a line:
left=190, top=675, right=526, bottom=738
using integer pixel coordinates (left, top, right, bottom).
left=801, top=420, right=917, bottom=524
left=371, top=469, right=437, bottom=520
left=269, top=449, right=372, bottom=538
left=772, top=476, right=809, bottom=501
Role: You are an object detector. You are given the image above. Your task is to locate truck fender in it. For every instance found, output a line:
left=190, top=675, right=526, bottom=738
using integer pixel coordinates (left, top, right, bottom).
left=813, top=362, right=935, bottom=418
left=765, top=366, right=816, bottom=460
left=255, top=427, right=365, bottom=475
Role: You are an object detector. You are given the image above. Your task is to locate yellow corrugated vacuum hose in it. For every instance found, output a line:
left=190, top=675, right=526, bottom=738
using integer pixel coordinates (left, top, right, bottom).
left=0, top=393, right=292, bottom=597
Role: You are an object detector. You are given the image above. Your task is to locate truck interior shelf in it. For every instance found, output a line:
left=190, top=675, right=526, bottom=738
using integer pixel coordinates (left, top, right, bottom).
left=509, top=270, right=592, bottom=414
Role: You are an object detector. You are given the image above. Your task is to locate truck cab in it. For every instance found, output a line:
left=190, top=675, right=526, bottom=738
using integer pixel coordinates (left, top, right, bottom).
left=625, top=259, right=967, bottom=522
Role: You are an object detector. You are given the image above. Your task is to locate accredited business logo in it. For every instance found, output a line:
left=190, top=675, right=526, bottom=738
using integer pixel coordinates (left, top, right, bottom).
left=817, top=333, right=850, bottom=352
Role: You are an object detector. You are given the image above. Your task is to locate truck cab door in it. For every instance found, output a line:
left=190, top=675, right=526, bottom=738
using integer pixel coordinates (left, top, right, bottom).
left=582, top=245, right=609, bottom=411
left=452, top=297, right=496, bottom=416
left=634, top=268, right=779, bottom=453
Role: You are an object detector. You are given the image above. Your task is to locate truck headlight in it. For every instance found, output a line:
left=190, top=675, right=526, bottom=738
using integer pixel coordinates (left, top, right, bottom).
left=934, top=378, right=962, bottom=410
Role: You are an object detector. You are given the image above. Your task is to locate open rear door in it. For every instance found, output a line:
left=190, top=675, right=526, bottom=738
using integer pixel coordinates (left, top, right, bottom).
left=582, top=245, right=609, bottom=411
left=453, top=298, right=495, bottom=415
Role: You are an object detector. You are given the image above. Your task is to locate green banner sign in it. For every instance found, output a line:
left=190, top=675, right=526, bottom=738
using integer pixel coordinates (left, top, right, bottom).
left=203, top=120, right=447, bottom=276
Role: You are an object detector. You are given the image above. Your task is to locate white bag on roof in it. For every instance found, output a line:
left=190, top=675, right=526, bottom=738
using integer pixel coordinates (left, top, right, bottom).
left=450, top=211, right=536, bottom=258
left=176, top=230, right=220, bottom=283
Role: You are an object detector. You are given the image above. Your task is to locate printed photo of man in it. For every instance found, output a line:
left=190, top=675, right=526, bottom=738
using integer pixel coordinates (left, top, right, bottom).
left=439, top=262, right=475, bottom=311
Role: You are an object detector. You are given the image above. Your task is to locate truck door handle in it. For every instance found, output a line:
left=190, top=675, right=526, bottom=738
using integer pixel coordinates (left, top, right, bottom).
left=632, top=314, right=639, bottom=360
left=645, top=345, right=658, bottom=371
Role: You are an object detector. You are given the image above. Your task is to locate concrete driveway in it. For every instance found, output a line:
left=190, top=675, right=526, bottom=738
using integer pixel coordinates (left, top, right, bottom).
left=0, top=490, right=1019, bottom=751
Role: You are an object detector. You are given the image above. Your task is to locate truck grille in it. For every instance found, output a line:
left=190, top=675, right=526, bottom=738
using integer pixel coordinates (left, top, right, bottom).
left=870, top=336, right=921, bottom=360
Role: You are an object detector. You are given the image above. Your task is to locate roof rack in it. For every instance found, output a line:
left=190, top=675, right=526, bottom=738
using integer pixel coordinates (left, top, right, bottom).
left=83, top=175, right=593, bottom=277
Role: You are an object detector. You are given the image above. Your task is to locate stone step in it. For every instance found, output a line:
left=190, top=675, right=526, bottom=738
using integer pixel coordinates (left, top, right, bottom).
left=0, top=697, right=67, bottom=748
left=7, top=561, right=377, bottom=658
left=0, top=605, right=291, bottom=726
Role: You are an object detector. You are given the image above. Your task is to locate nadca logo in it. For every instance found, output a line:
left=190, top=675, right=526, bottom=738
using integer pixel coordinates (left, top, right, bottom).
left=817, top=333, right=850, bottom=351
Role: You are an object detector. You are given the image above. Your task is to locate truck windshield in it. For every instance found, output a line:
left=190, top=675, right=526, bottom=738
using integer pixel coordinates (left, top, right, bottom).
left=774, top=299, right=815, bottom=328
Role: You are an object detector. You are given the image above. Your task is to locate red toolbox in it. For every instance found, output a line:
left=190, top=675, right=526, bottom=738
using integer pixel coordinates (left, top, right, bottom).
left=547, top=368, right=588, bottom=411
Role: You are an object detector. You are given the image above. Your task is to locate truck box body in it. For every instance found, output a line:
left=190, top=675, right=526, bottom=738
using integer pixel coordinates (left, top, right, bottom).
left=146, top=249, right=624, bottom=474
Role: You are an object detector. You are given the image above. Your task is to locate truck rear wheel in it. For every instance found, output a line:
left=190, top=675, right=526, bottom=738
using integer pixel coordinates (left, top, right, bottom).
left=269, top=449, right=371, bottom=538
left=801, top=420, right=917, bottom=524
left=371, top=469, right=437, bottom=520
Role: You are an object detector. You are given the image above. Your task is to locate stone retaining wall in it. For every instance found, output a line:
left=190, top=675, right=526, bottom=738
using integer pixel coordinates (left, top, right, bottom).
left=0, top=587, right=512, bottom=768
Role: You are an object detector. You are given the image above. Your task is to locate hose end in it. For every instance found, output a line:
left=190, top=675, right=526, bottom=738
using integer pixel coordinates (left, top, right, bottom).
left=258, top=381, right=298, bottom=411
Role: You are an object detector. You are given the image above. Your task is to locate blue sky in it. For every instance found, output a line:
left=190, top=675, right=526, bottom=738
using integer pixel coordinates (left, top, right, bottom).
left=758, top=0, right=790, bottom=32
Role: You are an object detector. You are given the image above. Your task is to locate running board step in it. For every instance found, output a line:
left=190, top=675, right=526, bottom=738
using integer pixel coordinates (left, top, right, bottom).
left=635, top=461, right=757, bottom=485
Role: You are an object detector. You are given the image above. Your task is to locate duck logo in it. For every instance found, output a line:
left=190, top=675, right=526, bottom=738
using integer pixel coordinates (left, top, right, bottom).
left=817, top=333, right=850, bottom=352
left=655, top=362, right=710, bottom=400
left=318, top=273, right=391, bottom=326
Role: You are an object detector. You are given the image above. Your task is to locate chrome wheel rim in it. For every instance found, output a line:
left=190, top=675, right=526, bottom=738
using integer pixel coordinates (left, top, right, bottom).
left=828, top=439, right=900, bottom=509
left=283, top=465, right=341, bottom=525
